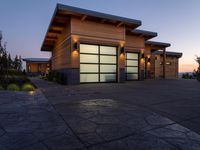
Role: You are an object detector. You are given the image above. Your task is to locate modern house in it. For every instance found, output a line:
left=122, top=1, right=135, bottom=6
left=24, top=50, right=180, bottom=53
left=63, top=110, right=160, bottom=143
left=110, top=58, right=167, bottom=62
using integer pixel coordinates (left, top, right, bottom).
left=40, top=4, right=182, bottom=84
left=23, top=58, right=50, bottom=76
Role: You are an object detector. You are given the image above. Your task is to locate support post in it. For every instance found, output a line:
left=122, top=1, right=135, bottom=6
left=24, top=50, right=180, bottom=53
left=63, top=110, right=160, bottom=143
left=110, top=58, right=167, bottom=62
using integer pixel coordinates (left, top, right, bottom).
left=163, top=48, right=166, bottom=79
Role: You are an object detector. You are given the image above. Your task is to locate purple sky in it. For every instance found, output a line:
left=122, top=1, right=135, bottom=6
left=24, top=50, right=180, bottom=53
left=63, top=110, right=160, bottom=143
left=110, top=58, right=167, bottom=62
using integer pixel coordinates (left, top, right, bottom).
left=0, top=0, right=200, bottom=72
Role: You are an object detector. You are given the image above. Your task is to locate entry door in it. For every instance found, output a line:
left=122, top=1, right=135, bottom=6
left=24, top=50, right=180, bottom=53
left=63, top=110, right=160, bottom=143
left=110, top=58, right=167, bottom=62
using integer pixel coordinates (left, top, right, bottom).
left=80, top=44, right=117, bottom=83
left=125, top=52, right=139, bottom=80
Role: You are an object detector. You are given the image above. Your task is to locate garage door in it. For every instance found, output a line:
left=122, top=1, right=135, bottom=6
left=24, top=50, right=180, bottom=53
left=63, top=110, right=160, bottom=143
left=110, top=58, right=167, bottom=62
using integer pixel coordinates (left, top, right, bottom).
left=80, top=44, right=117, bottom=83
left=125, top=52, right=139, bottom=80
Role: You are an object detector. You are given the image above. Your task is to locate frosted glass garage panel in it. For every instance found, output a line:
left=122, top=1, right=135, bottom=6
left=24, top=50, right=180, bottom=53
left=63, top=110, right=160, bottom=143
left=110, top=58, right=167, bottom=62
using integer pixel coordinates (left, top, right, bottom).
left=80, top=54, right=98, bottom=63
left=100, top=56, right=116, bottom=64
left=80, top=74, right=98, bottom=82
left=126, top=53, right=138, bottom=59
left=100, top=46, right=116, bottom=55
left=100, top=65, right=116, bottom=73
left=127, top=74, right=138, bottom=80
left=80, top=64, right=98, bottom=73
left=80, top=44, right=98, bottom=54
left=100, top=74, right=116, bottom=82
left=126, top=60, right=138, bottom=66
left=126, top=67, right=138, bottom=73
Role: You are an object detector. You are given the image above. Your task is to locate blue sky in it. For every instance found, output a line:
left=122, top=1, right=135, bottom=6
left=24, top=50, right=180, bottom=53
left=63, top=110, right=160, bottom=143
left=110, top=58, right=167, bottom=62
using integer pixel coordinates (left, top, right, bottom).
left=0, top=0, right=200, bottom=72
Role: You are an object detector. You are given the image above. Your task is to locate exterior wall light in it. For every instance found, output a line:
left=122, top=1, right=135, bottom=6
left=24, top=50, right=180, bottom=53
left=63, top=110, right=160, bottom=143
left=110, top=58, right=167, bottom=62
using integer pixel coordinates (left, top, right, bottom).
left=141, top=53, right=145, bottom=59
left=147, top=57, right=151, bottom=63
left=120, top=47, right=125, bottom=54
left=73, top=42, right=78, bottom=51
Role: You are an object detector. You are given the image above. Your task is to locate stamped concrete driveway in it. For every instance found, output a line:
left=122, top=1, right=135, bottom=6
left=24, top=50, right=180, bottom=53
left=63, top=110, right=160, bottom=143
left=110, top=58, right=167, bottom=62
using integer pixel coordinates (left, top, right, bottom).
left=0, top=78, right=200, bottom=150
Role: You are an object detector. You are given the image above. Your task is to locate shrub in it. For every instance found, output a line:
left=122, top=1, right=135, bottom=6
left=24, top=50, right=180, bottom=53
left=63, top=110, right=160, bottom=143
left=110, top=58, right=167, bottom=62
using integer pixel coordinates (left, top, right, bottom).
left=7, top=83, right=20, bottom=91
left=21, top=83, right=35, bottom=91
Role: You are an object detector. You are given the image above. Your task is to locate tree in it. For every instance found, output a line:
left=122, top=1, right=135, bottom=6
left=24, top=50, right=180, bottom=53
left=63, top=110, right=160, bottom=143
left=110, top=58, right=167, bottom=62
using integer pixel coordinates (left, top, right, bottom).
left=13, top=55, right=19, bottom=70
left=195, top=56, right=200, bottom=81
left=0, top=31, right=9, bottom=74
left=7, top=54, right=12, bottom=69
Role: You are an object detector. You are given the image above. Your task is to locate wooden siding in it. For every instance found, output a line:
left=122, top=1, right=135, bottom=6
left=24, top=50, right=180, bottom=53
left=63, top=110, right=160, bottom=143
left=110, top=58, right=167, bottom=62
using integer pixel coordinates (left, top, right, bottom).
left=125, top=35, right=145, bottom=49
left=71, top=17, right=126, bottom=41
left=51, top=22, right=71, bottom=70
left=27, top=62, right=49, bottom=73
left=154, top=55, right=179, bottom=79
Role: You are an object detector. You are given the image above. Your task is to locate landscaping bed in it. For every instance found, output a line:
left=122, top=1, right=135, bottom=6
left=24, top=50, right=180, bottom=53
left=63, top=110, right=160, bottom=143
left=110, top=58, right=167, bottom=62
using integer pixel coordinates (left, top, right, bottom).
left=0, top=70, right=36, bottom=91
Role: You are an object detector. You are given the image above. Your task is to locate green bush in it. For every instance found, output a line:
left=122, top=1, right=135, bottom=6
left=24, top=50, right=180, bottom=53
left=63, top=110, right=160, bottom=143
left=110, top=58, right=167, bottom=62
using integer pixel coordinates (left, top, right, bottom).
left=7, top=84, right=20, bottom=91
left=21, top=83, right=35, bottom=91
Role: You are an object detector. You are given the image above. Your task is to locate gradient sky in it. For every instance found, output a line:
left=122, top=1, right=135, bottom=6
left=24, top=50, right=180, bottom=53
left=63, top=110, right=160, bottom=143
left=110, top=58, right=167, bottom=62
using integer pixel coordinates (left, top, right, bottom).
left=0, top=0, right=200, bottom=72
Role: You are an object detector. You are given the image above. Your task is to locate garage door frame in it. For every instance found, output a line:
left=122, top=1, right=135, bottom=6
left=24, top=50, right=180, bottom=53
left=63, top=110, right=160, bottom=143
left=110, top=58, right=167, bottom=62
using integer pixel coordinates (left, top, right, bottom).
left=125, top=52, right=139, bottom=81
left=80, top=43, right=118, bottom=83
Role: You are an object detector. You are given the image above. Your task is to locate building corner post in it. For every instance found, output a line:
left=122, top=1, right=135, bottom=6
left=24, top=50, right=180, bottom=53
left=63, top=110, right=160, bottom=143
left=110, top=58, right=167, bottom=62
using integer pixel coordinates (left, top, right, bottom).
left=163, top=48, right=166, bottom=79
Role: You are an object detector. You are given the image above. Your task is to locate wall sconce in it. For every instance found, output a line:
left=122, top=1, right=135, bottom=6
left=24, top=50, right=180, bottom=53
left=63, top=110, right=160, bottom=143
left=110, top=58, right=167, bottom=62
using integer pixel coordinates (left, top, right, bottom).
left=120, top=47, right=125, bottom=54
left=141, top=53, right=144, bottom=59
left=73, top=42, right=78, bottom=51
left=147, top=57, right=151, bottom=63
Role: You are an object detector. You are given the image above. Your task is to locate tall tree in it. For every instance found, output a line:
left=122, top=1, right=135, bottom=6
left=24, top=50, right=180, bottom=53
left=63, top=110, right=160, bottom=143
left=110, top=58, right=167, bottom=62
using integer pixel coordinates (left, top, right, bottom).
left=13, top=55, right=18, bottom=70
left=7, top=54, right=12, bottom=69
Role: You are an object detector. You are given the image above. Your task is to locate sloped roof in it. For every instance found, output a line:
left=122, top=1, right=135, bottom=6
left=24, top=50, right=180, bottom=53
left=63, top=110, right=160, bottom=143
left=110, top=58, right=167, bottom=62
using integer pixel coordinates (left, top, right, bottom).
left=145, top=41, right=171, bottom=48
left=23, top=58, right=50, bottom=63
left=41, top=4, right=142, bottom=51
left=154, top=51, right=183, bottom=58
left=131, top=29, right=157, bottom=40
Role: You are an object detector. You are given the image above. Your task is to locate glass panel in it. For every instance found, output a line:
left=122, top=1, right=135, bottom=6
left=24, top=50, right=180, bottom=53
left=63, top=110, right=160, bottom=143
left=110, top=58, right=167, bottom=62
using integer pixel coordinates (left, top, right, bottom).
left=80, top=64, right=98, bottom=73
left=127, top=74, right=138, bottom=80
left=100, top=55, right=116, bottom=64
left=100, top=74, right=116, bottom=82
left=126, top=60, right=138, bottom=66
left=126, top=67, right=138, bottom=73
left=80, top=44, right=99, bottom=54
left=80, top=74, right=99, bottom=82
left=126, top=53, right=138, bottom=59
left=80, top=54, right=98, bottom=63
left=100, top=65, right=116, bottom=73
left=100, top=46, right=116, bottom=55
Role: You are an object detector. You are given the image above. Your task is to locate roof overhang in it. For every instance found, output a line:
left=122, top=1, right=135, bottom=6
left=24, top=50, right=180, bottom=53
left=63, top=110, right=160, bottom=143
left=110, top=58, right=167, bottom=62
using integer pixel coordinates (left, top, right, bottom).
left=130, top=29, right=157, bottom=40
left=41, top=3, right=142, bottom=51
left=23, top=58, right=50, bottom=63
left=145, top=41, right=171, bottom=50
left=154, top=51, right=183, bottom=58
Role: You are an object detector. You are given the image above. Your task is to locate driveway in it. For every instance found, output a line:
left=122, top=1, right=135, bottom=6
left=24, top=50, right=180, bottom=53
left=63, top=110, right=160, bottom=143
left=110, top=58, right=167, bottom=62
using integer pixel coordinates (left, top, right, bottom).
left=0, top=78, right=200, bottom=150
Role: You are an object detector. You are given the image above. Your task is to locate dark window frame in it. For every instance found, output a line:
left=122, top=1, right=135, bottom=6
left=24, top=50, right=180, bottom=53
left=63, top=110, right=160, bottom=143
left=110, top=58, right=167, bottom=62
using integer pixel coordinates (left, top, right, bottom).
left=125, top=52, right=139, bottom=81
left=80, top=43, right=118, bottom=83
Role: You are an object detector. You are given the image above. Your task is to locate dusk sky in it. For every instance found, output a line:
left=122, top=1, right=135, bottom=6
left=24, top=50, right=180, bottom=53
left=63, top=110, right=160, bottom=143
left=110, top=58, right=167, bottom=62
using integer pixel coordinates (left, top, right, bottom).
left=0, top=0, right=200, bottom=72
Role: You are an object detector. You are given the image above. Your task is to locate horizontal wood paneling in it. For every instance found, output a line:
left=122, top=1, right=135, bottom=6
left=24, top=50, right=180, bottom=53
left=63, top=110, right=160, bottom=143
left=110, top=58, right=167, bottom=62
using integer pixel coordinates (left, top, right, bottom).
left=125, top=35, right=145, bottom=49
left=52, top=22, right=71, bottom=70
left=71, top=17, right=125, bottom=41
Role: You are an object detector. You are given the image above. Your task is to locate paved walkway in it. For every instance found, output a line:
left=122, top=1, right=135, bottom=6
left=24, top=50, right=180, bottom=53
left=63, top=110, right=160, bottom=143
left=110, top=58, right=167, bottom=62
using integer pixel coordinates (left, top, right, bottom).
left=0, top=78, right=200, bottom=150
